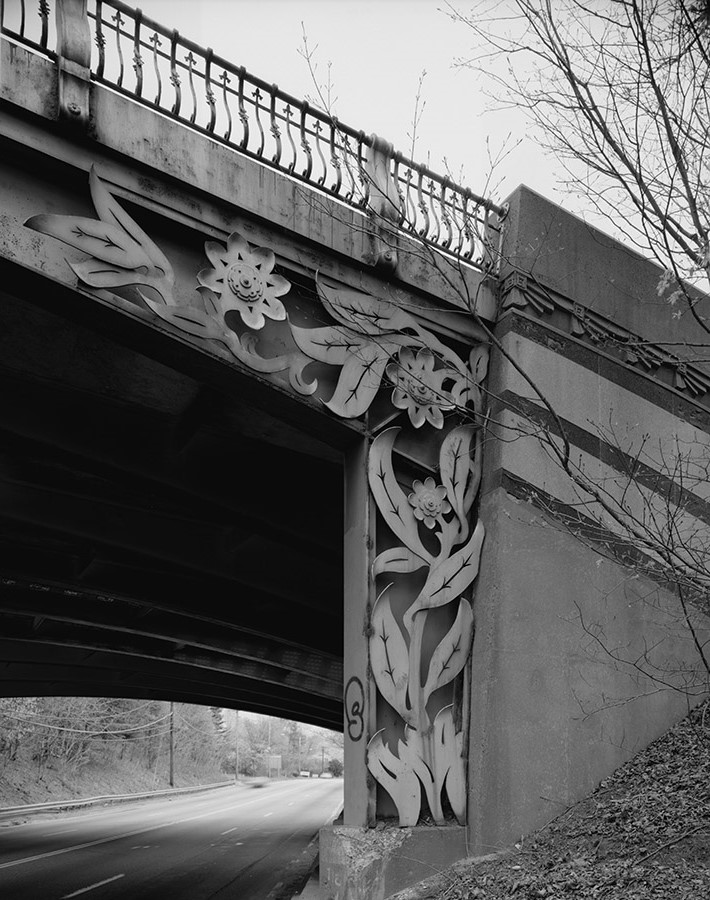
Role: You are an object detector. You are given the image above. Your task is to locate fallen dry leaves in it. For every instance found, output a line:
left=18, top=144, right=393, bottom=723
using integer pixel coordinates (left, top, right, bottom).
left=395, top=702, right=710, bottom=900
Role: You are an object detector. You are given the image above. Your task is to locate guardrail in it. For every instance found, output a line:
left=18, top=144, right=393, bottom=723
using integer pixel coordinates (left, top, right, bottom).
left=0, top=780, right=236, bottom=820
left=1, top=0, right=507, bottom=271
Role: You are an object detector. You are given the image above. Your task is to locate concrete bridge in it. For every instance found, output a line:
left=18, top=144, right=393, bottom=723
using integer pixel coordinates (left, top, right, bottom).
left=2, top=2, right=709, bottom=897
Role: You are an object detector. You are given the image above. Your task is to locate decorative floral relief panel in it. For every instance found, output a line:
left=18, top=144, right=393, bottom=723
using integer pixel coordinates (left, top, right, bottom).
left=25, top=169, right=488, bottom=826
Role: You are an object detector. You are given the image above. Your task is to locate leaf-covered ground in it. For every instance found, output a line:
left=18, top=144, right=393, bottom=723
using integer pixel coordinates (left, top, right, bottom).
left=392, top=703, right=710, bottom=900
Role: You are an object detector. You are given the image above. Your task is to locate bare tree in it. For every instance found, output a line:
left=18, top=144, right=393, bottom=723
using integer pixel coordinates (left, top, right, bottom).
left=450, top=0, right=710, bottom=308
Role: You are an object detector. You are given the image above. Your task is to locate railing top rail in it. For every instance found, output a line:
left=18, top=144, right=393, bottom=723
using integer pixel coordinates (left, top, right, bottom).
left=102, top=0, right=370, bottom=145
left=2, top=0, right=508, bottom=269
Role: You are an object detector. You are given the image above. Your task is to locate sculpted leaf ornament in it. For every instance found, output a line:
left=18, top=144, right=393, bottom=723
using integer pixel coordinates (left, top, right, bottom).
left=25, top=166, right=175, bottom=302
left=367, top=424, right=486, bottom=827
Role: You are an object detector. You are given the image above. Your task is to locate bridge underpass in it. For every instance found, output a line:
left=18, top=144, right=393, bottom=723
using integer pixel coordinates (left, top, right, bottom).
left=0, top=244, right=347, bottom=729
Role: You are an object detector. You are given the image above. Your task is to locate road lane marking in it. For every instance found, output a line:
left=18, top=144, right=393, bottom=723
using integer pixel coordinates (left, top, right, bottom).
left=0, top=794, right=273, bottom=871
left=62, top=874, right=125, bottom=897
left=264, top=812, right=273, bottom=817
left=1, top=781, right=340, bottom=872
left=221, top=826, right=239, bottom=835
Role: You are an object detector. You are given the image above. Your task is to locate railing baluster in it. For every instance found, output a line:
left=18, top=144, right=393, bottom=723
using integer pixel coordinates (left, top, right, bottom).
left=440, top=181, right=453, bottom=249
left=269, top=86, right=281, bottom=165
left=357, top=133, right=370, bottom=208
left=253, top=88, right=265, bottom=156
left=392, top=156, right=406, bottom=227
left=453, top=194, right=465, bottom=256
left=150, top=32, right=162, bottom=105
left=462, top=193, right=474, bottom=259
left=186, top=51, right=197, bottom=124
left=341, top=135, right=357, bottom=203
left=416, top=167, right=430, bottom=238
left=237, top=67, right=249, bottom=150
left=428, top=179, right=440, bottom=244
left=329, top=119, right=342, bottom=195
left=220, top=70, right=232, bottom=141
left=205, top=49, right=216, bottom=132
left=403, top=168, right=416, bottom=231
left=314, top=121, right=327, bottom=186
left=169, top=30, right=181, bottom=115
left=284, top=105, right=297, bottom=174
left=94, top=0, right=106, bottom=79
left=19, top=0, right=27, bottom=39
left=300, top=103, right=313, bottom=179
left=112, top=9, right=124, bottom=87
left=132, top=9, right=143, bottom=98
left=38, top=0, right=49, bottom=49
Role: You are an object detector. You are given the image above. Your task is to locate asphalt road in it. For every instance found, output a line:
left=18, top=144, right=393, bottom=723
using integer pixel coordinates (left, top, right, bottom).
left=0, top=779, right=342, bottom=899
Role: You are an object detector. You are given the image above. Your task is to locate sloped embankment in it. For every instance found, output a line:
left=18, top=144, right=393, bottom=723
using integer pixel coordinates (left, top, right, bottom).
left=391, top=702, right=710, bottom=900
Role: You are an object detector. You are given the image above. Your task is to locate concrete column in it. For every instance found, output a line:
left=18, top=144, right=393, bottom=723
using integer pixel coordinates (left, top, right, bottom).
left=55, top=0, right=92, bottom=131
left=342, top=437, right=376, bottom=827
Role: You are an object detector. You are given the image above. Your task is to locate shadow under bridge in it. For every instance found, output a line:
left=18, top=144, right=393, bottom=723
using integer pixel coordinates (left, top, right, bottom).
left=0, top=265, right=346, bottom=730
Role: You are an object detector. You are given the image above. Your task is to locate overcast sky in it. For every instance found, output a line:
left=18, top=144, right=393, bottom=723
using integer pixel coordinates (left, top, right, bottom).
left=131, top=0, right=559, bottom=210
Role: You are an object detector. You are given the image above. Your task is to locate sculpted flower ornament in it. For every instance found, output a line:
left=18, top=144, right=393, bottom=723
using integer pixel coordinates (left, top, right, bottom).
left=387, top=348, right=455, bottom=429
left=409, top=478, right=451, bottom=529
left=197, top=232, right=290, bottom=330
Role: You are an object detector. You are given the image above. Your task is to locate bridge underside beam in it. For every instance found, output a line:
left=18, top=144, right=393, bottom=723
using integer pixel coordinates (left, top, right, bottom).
left=0, top=243, right=349, bottom=730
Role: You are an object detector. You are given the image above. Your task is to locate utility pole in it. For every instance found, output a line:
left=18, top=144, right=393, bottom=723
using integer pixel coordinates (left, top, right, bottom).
left=169, top=701, right=174, bottom=787
left=234, top=710, right=239, bottom=781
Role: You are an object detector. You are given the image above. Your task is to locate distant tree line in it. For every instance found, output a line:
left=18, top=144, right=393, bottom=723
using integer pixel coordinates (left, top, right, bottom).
left=0, top=698, right=343, bottom=784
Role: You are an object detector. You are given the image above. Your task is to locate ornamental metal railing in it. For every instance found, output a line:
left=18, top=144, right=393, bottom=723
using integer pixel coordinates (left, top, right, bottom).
left=1, top=0, right=507, bottom=271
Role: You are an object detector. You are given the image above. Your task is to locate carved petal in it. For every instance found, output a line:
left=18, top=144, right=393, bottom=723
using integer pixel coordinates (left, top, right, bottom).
left=205, top=240, right=229, bottom=268
left=324, top=342, right=391, bottom=419
left=433, top=706, right=466, bottom=825
left=226, top=231, right=249, bottom=257
left=370, top=593, right=412, bottom=723
left=259, top=295, right=287, bottom=322
left=195, top=285, right=222, bottom=318
left=405, top=521, right=485, bottom=627
left=367, top=730, right=421, bottom=827
left=268, top=272, right=291, bottom=297
left=373, top=546, right=428, bottom=576
left=423, top=599, right=474, bottom=702
left=196, top=267, right=225, bottom=292
left=69, top=260, right=155, bottom=290
left=25, top=215, right=150, bottom=270
left=368, top=429, right=432, bottom=563
left=317, top=279, right=416, bottom=335
left=290, top=324, right=362, bottom=366
left=469, top=345, right=490, bottom=384
left=142, top=294, right=226, bottom=341
left=440, top=426, right=476, bottom=528
left=249, top=245, right=275, bottom=273
left=88, top=167, right=174, bottom=279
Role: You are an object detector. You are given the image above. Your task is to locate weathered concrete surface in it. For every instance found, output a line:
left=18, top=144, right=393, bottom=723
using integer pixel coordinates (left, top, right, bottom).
left=500, top=185, right=706, bottom=366
left=468, top=486, right=706, bottom=852
left=319, top=825, right=471, bottom=900
left=0, top=38, right=495, bottom=326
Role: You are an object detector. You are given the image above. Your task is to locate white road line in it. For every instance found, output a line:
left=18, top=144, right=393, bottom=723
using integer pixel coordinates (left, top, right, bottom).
left=0, top=794, right=271, bottom=871
left=263, top=812, right=273, bottom=818
left=221, top=826, right=239, bottom=835
left=61, top=873, right=125, bottom=897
